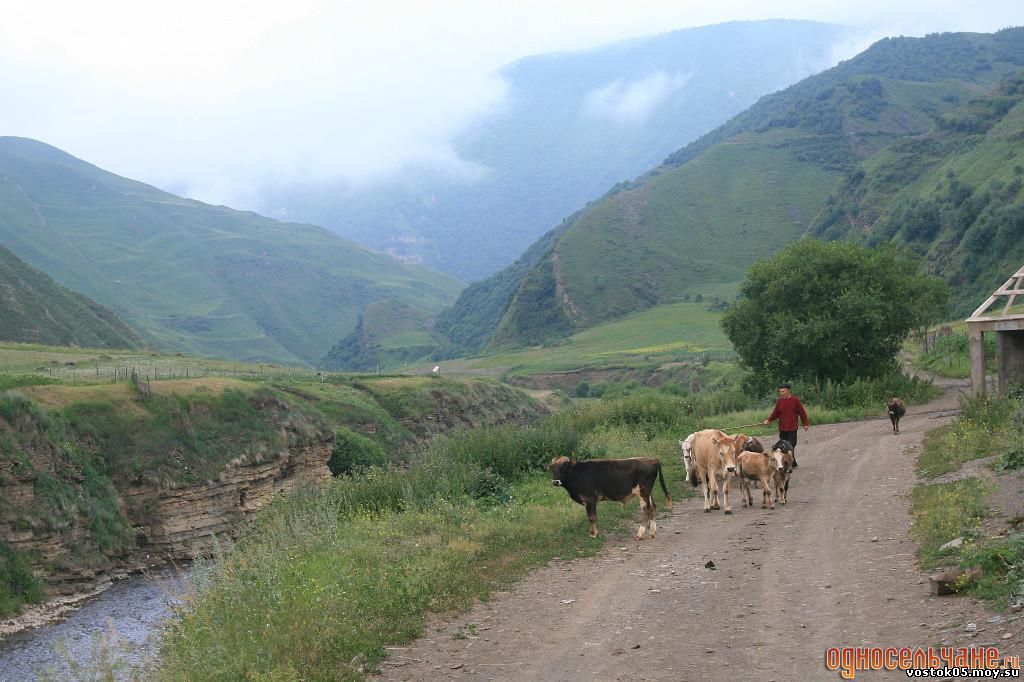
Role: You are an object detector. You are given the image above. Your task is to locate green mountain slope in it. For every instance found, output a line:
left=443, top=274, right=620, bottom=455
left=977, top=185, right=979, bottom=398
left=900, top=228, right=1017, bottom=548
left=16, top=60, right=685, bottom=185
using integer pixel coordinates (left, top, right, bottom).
left=446, top=28, right=1024, bottom=352
left=320, top=299, right=438, bottom=371
left=0, top=243, right=143, bottom=348
left=0, top=138, right=462, bottom=365
left=811, top=72, right=1024, bottom=313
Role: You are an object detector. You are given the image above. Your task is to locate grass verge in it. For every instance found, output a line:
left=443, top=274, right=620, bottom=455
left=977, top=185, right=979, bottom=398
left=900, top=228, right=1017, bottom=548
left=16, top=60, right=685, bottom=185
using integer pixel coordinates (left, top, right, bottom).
left=157, top=476, right=641, bottom=680
left=913, top=392, right=1024, bottom=608
left=911, top=478, right=990, bottom=570
left=917, top=394, right=1022, bottom=478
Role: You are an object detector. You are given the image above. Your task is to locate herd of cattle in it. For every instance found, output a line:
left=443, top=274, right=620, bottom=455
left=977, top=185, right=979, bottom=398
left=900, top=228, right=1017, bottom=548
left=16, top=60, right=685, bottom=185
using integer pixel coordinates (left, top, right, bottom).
left=548, top=397, right=908, bottom=540
left=547, top=429, right=794, bottom=540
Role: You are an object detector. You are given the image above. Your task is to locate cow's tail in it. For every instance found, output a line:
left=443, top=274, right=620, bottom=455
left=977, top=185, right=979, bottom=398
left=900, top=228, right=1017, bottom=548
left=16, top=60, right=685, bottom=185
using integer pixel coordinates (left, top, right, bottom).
left=687, top=464, right=698, bottom=488
left=657, top=460, right=673, bottom=509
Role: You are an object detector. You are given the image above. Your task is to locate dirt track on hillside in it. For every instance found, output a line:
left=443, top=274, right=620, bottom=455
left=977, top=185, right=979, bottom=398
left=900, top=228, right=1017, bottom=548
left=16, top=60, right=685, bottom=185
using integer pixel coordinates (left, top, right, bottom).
left=377, top=380, right=1023, bottom=681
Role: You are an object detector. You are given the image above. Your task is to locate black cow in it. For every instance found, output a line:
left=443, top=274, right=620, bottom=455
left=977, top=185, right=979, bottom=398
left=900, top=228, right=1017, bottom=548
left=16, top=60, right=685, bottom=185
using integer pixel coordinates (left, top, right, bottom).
left=548, top=456, right=672, bottom=539
left=741, top=436, right=765, bottom=453
left=887, top=398, right=906, bottom=434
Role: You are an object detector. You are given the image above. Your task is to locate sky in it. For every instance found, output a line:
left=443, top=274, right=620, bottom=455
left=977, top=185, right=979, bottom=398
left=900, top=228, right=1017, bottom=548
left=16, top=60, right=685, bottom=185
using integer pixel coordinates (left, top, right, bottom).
left=2, top=0, right=1024, bottom=208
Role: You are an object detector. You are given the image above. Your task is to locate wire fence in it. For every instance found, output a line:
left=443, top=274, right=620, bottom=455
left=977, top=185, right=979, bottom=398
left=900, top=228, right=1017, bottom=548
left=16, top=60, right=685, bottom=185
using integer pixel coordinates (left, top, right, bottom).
left=27, top=363, right=326, bottom=385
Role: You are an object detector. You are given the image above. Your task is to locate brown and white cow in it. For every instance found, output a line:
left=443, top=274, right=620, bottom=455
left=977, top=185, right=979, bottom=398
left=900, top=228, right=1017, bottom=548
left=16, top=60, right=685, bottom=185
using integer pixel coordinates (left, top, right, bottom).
left=737, top=450, right=779, bottom=510
left=548, top=456, right=672, bottom=539
left=688, top=429, right=740, bottom=513
left=770, top=439, right=796, bottom=505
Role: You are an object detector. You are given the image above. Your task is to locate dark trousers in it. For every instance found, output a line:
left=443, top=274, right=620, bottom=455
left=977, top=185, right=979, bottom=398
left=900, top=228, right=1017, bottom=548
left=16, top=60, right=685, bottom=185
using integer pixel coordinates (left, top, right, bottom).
left=780, top=431, right=799, bottom=464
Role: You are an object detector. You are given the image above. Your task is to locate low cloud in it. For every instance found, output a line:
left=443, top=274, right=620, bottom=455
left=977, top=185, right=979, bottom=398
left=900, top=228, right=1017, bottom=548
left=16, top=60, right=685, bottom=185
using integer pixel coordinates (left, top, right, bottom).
left=581, top=71, right=693, bottom=124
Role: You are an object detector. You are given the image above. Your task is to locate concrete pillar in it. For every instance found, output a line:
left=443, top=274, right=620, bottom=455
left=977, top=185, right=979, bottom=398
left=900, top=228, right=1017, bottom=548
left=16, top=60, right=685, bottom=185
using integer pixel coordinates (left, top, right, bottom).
left=996, top=330, right=1024, bottom=394
left=969, top=327, right=986, bottom=396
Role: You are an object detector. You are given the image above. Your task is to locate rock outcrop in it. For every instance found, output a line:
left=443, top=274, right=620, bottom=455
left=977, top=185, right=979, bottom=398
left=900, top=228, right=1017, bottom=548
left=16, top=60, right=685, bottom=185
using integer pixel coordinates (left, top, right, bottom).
left=1, top=437, right=333, bottom=595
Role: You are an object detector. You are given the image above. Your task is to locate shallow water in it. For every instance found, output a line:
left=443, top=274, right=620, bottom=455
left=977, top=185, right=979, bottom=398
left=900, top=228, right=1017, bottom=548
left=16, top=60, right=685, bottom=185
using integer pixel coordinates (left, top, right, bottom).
left=0, top=568, right=190, bottom=681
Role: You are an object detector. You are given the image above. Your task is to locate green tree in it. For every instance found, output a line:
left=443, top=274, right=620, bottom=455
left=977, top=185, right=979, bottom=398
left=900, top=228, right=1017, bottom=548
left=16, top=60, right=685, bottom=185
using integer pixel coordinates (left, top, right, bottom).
left=721, top=240, right=948, bottom=386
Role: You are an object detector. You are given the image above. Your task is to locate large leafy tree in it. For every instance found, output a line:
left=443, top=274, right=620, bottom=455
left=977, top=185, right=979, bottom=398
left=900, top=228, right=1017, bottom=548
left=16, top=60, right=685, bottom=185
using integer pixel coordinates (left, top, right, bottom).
left=721, top=239, right=948, bottom=385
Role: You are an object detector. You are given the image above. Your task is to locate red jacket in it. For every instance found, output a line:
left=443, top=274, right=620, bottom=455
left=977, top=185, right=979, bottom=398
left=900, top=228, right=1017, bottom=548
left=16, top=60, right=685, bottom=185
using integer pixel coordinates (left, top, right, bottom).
left=768, top=395, right=809, bottom=431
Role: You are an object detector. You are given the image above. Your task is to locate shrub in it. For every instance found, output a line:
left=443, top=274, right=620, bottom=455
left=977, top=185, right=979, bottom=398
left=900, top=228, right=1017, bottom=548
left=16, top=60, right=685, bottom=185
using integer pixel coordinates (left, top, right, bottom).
left=465, top=466, right=512, bottom=507
left=329, top=428, right=389, bottom=476
left=0, top=541, right=44, bottom=617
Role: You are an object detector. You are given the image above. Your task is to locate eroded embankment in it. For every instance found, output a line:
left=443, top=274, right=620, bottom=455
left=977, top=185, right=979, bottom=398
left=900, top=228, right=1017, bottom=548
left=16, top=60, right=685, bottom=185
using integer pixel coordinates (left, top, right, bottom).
left=0, top=375, right=546, bottom=630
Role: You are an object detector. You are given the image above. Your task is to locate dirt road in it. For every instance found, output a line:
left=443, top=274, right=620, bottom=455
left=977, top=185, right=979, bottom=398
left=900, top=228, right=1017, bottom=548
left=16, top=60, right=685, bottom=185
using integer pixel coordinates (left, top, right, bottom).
left=378, top=381, right=1022, bottom=681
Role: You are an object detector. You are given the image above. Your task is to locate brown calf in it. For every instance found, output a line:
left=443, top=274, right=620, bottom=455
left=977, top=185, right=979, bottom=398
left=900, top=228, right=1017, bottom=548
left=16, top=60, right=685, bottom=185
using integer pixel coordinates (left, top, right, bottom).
left=736, top=451, right=777, bottom=510
left=770, top=440, right=796, bottom=505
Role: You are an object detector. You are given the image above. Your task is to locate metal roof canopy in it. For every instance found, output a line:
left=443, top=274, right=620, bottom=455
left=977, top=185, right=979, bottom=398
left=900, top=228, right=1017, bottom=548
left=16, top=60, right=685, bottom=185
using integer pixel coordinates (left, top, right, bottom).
left=966, top=264, right=1024, bottom=395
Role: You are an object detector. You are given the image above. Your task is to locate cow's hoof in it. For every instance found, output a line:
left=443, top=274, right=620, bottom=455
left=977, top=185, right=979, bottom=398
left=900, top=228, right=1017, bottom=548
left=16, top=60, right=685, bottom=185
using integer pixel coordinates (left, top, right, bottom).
left=724, top=509, right=732, bottom=515
left=703, top=508, right=711, bottom=513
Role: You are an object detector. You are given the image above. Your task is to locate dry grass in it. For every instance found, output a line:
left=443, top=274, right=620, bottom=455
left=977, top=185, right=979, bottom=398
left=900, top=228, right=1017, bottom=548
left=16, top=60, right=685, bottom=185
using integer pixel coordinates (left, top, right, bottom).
left=23, top=384, right=142, bottom=412
left=147, top=378, right=252, bottom=397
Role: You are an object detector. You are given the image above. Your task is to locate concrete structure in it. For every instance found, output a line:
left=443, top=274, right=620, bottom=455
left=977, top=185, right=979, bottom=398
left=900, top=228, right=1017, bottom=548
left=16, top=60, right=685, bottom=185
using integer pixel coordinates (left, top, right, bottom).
left=966, top=264, right=1024, bottom=396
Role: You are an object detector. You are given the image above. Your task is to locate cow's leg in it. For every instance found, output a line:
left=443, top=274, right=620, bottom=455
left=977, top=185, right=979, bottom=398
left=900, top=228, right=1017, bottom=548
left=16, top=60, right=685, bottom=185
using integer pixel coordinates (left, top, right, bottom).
left=649, top=497, right=657, bottom=538
left=636, top=491, right=656, bottom=540
left=709, top=472, right=721, bottom=510
left=762, top=474, right=775, bottom=510
left=700, top=471, right=712, bottom=512
left=740, top=477, right=750, bottom=507
left=722, top=474, right=733, bottom=514
left=585, top=499, right=598, bottom=538
left=636, top=488, right=648, bottom=540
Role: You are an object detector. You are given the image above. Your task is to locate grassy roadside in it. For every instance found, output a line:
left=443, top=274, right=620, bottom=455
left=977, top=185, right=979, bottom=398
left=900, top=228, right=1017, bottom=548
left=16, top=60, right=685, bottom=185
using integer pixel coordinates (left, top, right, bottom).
left=917, top=395, right=1020, bottom=477
left=158, top=477, right=639, bottom=680
left=911, top=393, right=1024, bottom=608
left=156, top=418, right=664, bottom=681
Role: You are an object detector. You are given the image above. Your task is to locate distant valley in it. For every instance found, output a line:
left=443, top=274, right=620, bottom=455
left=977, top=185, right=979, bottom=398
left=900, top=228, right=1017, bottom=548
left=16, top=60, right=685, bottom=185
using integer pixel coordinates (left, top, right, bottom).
left=261, top=20, right=854, bottom=281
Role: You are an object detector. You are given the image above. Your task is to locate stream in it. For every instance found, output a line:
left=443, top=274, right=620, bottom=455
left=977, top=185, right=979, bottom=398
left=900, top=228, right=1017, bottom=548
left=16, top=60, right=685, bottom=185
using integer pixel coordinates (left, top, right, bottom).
left=0, top=568, right=191, bottom=681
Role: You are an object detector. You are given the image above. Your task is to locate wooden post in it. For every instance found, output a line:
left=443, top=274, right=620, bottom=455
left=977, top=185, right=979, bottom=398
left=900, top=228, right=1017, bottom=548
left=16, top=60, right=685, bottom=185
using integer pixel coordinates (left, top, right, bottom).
left=969, top=327, right=986, bottom=397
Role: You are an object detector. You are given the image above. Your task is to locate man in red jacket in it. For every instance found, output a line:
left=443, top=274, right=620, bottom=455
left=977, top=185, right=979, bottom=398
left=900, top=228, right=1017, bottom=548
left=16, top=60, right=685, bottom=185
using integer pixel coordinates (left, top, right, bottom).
left=762, top=383, right=809, bottom=468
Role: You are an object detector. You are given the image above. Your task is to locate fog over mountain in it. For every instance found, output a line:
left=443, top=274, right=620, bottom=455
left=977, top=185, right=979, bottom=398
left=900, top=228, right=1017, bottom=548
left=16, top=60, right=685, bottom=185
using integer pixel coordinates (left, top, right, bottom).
left=258, top=20, right=854, bottom=280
